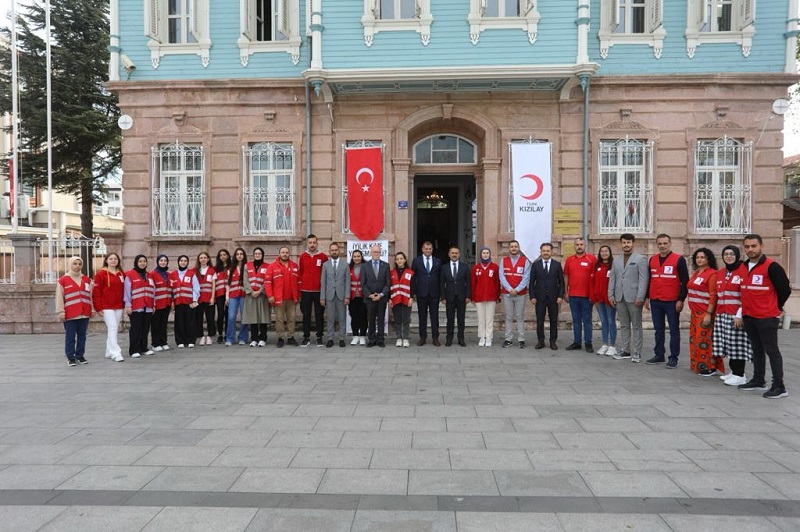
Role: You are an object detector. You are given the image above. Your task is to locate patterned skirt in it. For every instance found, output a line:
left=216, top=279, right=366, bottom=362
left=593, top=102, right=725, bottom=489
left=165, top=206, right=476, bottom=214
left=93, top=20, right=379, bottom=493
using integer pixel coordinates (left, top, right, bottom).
left=689, top=310, right=723, bottom=374
left=711, top=313, right=752, bottom=362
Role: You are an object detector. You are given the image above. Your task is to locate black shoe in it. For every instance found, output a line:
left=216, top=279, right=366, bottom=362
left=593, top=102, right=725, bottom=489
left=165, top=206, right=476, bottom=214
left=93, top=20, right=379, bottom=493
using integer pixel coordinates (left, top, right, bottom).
left=698, top=369, right=714, bottom=377
left=67, top=359, right=77, bottom=367
left=287, top=337, right=298, bottom=346
left=646, top=356, right=665, bottom=365
left=764, top=386, right=789, bottom=399
left=326, top=340, right=334, bottom=348
left=377, top=341, right=385, bottom=348
left=665, top=359, right=677, bottom=369
left=339, top=340, right=346, bottom=348
left=535, top=341, right=545, bottom=349
left=739, top=379, right=768, bottom=391
left=565, top=342, right=581, bottom=351
left=458, top=339, right=467, bottom=347
left=76, top=357, right=88, bottom=365
left=301, top=338, right=310, bottom=347
left=217, top=336, right=224, bottom=344
left=317, top=338, right=324, bottom=347
left=502, top=340, right=513, bottom=348
left=445, top=339, right=453, bottom=346
left=584, top=344, right=594, bottom=353
left=519, top=341, right=526, bottom=349
left=367, top=341, right=376, bottom=348
left=432, top=339, right=441, bottom=347
left=550, top=341, right=558, bottom=350
left=276, top=338, right=285, bottom=348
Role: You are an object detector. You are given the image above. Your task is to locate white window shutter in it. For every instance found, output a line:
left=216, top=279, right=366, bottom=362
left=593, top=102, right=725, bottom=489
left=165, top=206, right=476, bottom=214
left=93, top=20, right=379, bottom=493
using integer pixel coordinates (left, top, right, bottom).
left=522, top=0, right=535, bottom=16
left=647, top=0, right=663, bottom=33
left=241, top=0, right=253, bottom=40
left=278, top=0, right=291, bottom=36
left=741, top=0, right=755, bottom=29
left=190, top=0, right=203, bottom=41
left=612, top=0, right=620, bottom=28
left=480, top=0, right=487, bottom=16
left=697, top=0, right=708, bottom=30
left=146, top=0, right=161, bottom=41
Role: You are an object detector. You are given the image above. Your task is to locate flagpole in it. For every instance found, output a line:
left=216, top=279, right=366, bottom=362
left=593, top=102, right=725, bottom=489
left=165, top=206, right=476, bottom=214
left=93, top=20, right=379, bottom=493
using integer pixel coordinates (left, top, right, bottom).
left=45, top=0, right=54, bottom=278
left=10, top=0, right=19, bottom=234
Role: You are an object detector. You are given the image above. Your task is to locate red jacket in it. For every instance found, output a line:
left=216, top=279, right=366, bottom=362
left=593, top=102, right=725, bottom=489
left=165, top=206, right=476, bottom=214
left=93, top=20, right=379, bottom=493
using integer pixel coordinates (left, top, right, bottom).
left=589, top=261, right=612, bottom=305
left=298, top=251, right=328, bottom=292
left=265, top=259, right=300, bottom=305
left=715, top=267, right=743, bottom=316
left=390, top=268, right=414, bottom=306
left=228, top=266, right=245, bottom=299
left=125, top=270, right=156, bottom=311
left=171, top=269, right=197, bottom=306
left=471, top=262, right=500, bottom=303
left=150, top=270, right=173, bottom=310
left=92, top=268, right=124, bottom=311
left=563, top=254, right=596, bottom=298
left=245, top=261, right=269, bottom=293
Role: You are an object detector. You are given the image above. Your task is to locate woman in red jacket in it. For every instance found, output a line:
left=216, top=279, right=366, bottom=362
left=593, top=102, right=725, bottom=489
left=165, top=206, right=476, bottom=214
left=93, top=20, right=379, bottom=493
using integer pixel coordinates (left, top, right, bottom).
left=150, top=254, right=173, bottom=352
left=194, top=251, right=216, bottom=346
left=348, top=250, right=367, bottom=345
left=471, top=246, right=500, bottom=347
left=590, top=245, right=617, bottom=357
left=213, top=249, right=231, bottom=344
left=92, top=252, right=125, bottom=362
left=390, top=252, right=415, bottom=348
left=56, top=256, right=93, bottom=366
left=688, top=248, right=721, bottom=376
left=124, top=254, right=156, bottom=358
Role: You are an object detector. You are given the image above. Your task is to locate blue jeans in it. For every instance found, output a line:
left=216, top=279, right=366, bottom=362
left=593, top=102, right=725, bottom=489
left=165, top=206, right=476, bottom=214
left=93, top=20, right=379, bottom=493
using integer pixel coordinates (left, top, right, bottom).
left=226, top=296, right=249, bottom=344
left=64, top=318, right=89, bottom=360
left=651, top=299, right=681, bottom=360
left=568, top=296, right=593, bottom=345
left=595, top=303, right=617, bottom=345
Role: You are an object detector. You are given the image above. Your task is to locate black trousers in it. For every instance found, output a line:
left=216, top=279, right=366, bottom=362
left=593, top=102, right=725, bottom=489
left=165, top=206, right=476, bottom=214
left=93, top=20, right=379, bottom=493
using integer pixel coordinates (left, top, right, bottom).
left=129, top=311, right=152, bottom=355
left=416, top=295, right=440, bottom=339
left=195, top=302, right=216, bottom=337
left=349, top=296, right=367, bottom=336
left=445, top=297, right=467, bottom=341
left=535, top=297, right=559, bottom=342
left=214, top=296, right=226, bottom=338
left=250, top=323, right=268, bottom=342
left=174, top=304, right=196, bottom=345
left=743, top=316, right=784, bottom=388
left=151, top=307, right=170, bottom=347
left=366, top=296, right=388, bottom=342
left=300, top=291, right=324, bottom=340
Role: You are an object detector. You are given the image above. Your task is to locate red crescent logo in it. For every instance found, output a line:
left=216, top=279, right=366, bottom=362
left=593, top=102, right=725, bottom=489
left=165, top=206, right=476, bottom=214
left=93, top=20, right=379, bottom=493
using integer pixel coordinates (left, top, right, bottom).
left=355, top=168, right=374, bottom=186
left=519, top=174, right=544, bottom=200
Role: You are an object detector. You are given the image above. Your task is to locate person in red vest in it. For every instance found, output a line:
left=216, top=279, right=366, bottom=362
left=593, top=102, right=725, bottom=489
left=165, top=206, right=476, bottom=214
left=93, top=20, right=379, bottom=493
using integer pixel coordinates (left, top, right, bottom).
left=194, top=251, right=217, bottom=346
left=348, top=250, right=368, bottom=345
left=713, top=245, right=752, bottom=387
left=56, top=256, right=93, bottom=366
left=149, top=254, right=173, bottom=353
left=298, top=234, right=328, bottom=347
left=170, top=255, right=199, bottom=348
left=124, top=254, right=156, bottom=359
left=737, top=234, right=792, bottom=398
left=499, top=240, right=530, bottom=349
left=92, top=252, right=125, bottom=362
left=213, top=249, right=231, bottom=344
left=225, top=248, right=249, bottom=346
left=471, top=246, right=501, bottom=347
left=687, top=248, right=721, bottom=376
left=265, top=246, right=300, bottom=348
left=563, top=237, right=597, bottom=353
left=646, top=234, right=689, bottom=368
left=390, top=251, right=415, bottom=348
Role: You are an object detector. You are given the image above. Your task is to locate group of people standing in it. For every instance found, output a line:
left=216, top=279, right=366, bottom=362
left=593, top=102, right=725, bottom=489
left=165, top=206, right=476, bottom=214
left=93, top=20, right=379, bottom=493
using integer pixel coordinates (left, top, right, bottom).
left=56, top=233, right=791, bottom=399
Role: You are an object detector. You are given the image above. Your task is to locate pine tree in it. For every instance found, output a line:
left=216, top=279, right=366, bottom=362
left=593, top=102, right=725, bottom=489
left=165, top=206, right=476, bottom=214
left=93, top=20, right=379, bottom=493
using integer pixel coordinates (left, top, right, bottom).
left=0, top=0, right=120, bottom=238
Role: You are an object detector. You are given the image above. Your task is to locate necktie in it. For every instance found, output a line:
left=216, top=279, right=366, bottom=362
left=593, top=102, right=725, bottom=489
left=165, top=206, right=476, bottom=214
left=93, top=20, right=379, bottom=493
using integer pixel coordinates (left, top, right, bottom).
left=545, top=261, right=549, bottom=274
left=426, top=257, right=430, bottom=273
left=374, top=261, right=379, bottom=276
left=333, top=259, right=338, bottom=270
left=452, top=262, right=457, bottom=277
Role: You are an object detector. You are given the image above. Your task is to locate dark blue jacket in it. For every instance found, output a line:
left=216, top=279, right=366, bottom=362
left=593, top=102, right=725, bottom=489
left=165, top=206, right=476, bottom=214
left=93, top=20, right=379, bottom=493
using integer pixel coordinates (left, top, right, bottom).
left=412, top=254, right=441, bottom=298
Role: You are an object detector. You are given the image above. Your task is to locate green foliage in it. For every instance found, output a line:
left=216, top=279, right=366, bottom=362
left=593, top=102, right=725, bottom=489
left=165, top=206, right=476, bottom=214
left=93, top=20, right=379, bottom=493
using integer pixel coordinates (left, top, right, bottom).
left=0, top=0, right=120, bottom=236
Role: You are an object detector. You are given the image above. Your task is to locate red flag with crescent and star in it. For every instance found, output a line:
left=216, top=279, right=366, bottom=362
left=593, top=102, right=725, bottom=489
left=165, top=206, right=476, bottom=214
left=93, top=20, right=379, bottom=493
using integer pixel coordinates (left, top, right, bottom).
left=346, top=146, right=383, bottom=240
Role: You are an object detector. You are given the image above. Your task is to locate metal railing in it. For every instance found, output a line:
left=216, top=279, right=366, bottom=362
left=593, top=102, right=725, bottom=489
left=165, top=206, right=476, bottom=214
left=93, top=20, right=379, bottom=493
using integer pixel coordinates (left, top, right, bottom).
left=34, top=234, right=107, bottom=284
left=0, top=239, right=15, bottom=284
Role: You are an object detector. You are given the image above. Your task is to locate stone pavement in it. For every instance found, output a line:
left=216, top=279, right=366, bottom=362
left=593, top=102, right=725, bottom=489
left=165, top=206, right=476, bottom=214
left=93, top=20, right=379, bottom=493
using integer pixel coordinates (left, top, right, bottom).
left=1, top=329, right=800, bottom=531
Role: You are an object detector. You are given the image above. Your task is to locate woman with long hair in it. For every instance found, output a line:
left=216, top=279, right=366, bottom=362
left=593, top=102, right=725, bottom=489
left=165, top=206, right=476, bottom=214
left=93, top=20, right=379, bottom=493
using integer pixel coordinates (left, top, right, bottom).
left=195, top=251, right=217, bottom=346
left=714, top=245, right=752, bottom=386
left=56, top=256, right=93, bottom=366
left=590, top=245, right=617, bottom=357
left=92, top=252, right=125, bottom=362
left=348, top=250, right=367, bottom=345
left=124, top=254, right=155, bottom=358
left=688, top=248, right=722, bottom=376
left=225, top=248, right=249, bottom=346
left=150, top=254, right=172, bottom=352
left=390, top=251, right=415, bottom=348
left=213, top=249, right=231, bottom=344
left=242, top=247, right=270, bottom=346
left=170, top=254, right=199, bottom=348
left=471, top=246, right=501, bottom=347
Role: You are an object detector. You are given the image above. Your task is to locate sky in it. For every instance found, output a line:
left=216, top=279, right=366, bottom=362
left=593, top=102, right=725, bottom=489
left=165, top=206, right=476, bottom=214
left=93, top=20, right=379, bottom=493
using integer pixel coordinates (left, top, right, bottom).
left=1, top=0, right=799, bottom=157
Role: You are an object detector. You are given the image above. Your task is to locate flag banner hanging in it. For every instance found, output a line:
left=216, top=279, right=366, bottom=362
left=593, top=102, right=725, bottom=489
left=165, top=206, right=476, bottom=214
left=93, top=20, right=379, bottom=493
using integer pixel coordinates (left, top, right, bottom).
left=8, top=159, right=13, bottom=218
left=346, top=146, right=384, bottom=241
left=511, top=143, right=552, bottom=259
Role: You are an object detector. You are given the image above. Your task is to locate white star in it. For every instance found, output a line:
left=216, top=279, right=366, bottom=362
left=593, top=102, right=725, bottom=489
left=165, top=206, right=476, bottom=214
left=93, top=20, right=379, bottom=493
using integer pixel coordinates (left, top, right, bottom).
left=362, top=184, right=370, bottom=192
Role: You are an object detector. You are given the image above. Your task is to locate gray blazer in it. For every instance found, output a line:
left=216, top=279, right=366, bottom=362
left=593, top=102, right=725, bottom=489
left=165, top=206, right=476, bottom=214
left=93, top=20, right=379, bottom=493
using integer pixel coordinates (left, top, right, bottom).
left=320, top=257, right=350, bottom=302
left=608, top=252, right=649, bottom=303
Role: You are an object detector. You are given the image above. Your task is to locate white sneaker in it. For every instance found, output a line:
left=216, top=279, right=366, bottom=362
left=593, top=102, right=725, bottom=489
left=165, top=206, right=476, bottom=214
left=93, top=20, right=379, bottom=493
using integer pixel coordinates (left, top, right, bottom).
left=606, top=346, right=617, bottom=357
left=719, top=373, right=731, bottom=380
left=177, top=344, right=185, bottom=349
left=153, top=346, right=163, bottom=352
left=144, top=350, right=155, bottom=356
left=478, top=338, right=486, bottom=347
left=258, top=340, right=266, bottom=347
left=631, top=353, right=641, bottom=363
left=396, top=339, right=403, bottom=347
left=403, top=339, right=410, bottom=348
left=112, top=355, right=124, bottom=362
left=188, top=343, right=195, bottom=348
left=105, top=353, right=113, bottom=359
left=206, top=336, right=213, bottom=345
left=351, top=337, right=359, bottom=345
left=131, top=353, right=141, bottom=358
left=597, top=345, right=609, bottom=355
left=359, top=336, right=366, bottom=345
left=161, top=345, right=170, bottom=351
left=238, top=341, right=246, bottom=345
left=725, top=374, right=748, bottom=386
left=225, top=342, right=232, bottom=346
left=485, top=339, right=492, bottom=347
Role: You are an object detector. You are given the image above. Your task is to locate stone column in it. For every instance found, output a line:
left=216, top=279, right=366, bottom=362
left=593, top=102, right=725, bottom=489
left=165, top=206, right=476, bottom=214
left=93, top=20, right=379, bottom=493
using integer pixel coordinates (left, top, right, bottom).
left=480, top=157, right=502, bottom=256
left=392, top=158, right=412, bottom=254
left=8, top=233, right=37, bottom=286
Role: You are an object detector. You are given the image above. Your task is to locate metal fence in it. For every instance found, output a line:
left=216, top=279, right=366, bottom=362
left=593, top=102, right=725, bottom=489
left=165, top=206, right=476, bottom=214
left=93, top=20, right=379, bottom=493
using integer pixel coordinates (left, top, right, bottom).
left=34, top=235, right=107, bottom=283
left=0, top=239, right=15, bottom=284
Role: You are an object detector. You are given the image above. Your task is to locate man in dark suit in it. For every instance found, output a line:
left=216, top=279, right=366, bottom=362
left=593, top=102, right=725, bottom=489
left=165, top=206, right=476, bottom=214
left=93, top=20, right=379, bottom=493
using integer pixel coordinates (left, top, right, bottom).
left=529, top=242, right=565, bottom=350
left=411, top=241, right=442, bottom=346
left=360, top=244, right=391, bottom=348
left=440, top=246, right=471, bottom=347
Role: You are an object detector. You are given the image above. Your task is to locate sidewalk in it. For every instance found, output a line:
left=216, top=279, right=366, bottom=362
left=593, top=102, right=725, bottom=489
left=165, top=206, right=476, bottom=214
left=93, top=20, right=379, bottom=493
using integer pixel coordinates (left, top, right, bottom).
left=0, top=328, right=799, bottom=531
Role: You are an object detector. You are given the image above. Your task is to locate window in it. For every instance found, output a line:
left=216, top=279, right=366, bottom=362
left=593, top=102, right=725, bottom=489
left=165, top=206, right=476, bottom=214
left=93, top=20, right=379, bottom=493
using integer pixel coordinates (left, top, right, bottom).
left=145, top=0, right=211, bottom=68
left=242, top=143, right=295, bottom=236
left=597, top=139, right=654, bottom=234
left=151, top=142, right=205, bottom=236
left=693, top=137, right=752, bottom=234
left=413, top=135, right=477, bottom=165
left=467, top=0, right=540, bottom=45
left=361, top=0, right=433, bottom=47
left=598, top=0, right=665, bottom=59
left=685, top=0, right=755, bottom=58
left=238, top=0, right=302, bottom=66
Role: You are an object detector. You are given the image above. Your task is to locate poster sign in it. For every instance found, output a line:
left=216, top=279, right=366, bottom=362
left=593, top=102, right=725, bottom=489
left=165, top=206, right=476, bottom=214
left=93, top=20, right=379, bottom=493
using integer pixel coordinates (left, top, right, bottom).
left=511, top=143, right=553, bottom=258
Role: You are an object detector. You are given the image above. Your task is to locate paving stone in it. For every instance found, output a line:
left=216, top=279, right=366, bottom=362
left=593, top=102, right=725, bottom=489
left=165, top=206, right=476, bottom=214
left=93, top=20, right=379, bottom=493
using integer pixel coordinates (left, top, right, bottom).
left=142, top=466, right=244, bottom=492
left=291, top=448, right=373, bottom=469
left=380, top=418, right=447, bottom=432
left=449, top=450, right=532, bottom=470
left=408, top=471, right=499, bottom=496
left=56, top=465, right=163, bottom=491
left=603, top=449, right=700, bottom=472
left=494, top=471, right=593, bottom=497
left=211, top=446, right=298, bottom=468
left=580, top=471, right=688, bottom=498
left=0, top=428, right=79, bottom=445
left=642, top=418, right=722, bottom=433
left=134, top=446, right=224, bottom=466
left=247, top=417, right=319, bottom=431
left=625, top=432, right=713, bottom=450
left=553, top=432, right=636, bottom=450
left=142, top=507, right=258, bottom=532
left=696, top=433, right=791, bottom=452
left=244, top=509, right=354, bottom=532
left=39, top=506, right=162, bottom=532
left=232, top=404, right=299, bottom=417
left=663, top=514, right=783, bottom=532
left=185, top=415, right=257, bottom=430
left=763, top=452, right=800, bottom=474
left=370, top=450, right=451, bottom=470
left=412, top=432, right=485, bottom=450
left=511, top=418, right=584, bottom=433
left=318, top=469, right=408, bottom=495
left=340, top=431, right=412, bottom=449
left=684, top=450, right=790, bottom=473
left=126, top=429, right=209, bottom=446
left=456, top=511, right=561, bottom=532
left=414, top=406, right=477, bottom=418
left=197, top=430, right=277, bottom=447
left=557, top=513, right=672, bottom=531
left=314, top=417, right=382, bottom=432
left=0, top=505, right=67, bottom=532
left=268, top=430, right=343, bottom=448
left=0, top=464, right=85, bottom=489
left=669, top=472, right=788, bottom=499
left=353, top=405, right=416, bottom=418
left=576, top=417, right=651, bottom=432
left=230, top=468, right=324, bottom=493
left=755, top=473, right=800, bottom=499
left=0, top=444, right=83, bottom=465
left=352, top=510, right=456, bottom=532
left=445, top=418, right=515, bottom=433
left=528, top=450, right=615, bottom=471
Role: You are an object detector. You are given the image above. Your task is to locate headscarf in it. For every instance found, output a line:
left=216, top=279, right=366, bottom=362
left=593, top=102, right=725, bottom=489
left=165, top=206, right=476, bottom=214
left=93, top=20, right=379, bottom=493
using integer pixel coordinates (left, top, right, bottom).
left=132, top=254, right=148, bottom=280
left=252, top=247, right=265, bottom=270
left=177, top=254, right=189, bottom=272
left=154, top=254, right=169, bottom=283
left=479, top=246, right=492, bottom=266
left=67, top=256, right=84, bottom=280
left=722, top=245, right=741, bottom=272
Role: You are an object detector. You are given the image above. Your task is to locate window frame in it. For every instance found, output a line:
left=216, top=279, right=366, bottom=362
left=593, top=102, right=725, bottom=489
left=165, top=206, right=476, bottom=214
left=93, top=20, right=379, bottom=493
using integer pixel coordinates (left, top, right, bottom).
left=467, top=0, right=541, bottom=45
left=144, top=0, right=211, bottom=68
left=685, top=0, right=755, bottom=58
left=412, top=135, right=477, bottom=166
left=596, top=137, right=654, bottom=235
left=241, top=142, right=296, bottom=236
left=692, top=136, right=752, bottom=234
left=361, top=0, right=433, bottom=47
left=237, top=0, right=302, bottom=66
left=151, top=142, right=206, bottom=237
left=598, top=0, right=665, bottom=59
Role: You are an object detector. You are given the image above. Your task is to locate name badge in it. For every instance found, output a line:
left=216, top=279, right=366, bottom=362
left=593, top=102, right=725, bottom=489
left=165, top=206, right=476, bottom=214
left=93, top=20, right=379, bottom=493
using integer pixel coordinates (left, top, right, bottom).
left=693, top=277, right=704, bottom=285
left=206, top=274, right=213, bottom=282
left=752, top=275, right=763, bottom=285
left=732, top=276, right=742, bottom=284
left=664, top=266, right=674, bottom=274
left=183, top=276, right=191, bottom=284
left=488, top=270, right=494, bottom=278
left=84, top=282, right=91, bottom=291
left=606, top=271, right=611, bottom=278
left=404, top=272, right=412, bottom=281
left=580, top=262, right=588, bottom=266
left=316, top=259, right=322, bottom=267
left=516, top=267, right=524, bottom=274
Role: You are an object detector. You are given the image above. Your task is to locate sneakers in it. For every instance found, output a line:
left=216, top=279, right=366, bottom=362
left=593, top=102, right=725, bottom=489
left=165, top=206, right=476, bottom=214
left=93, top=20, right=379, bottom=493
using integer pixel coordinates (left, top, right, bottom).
left=565, top=342, right=582, bottom=351
left=287, top=337, right=299, bottom=346
left=112, top=355, right=124, bottom=362
left=225, top=342, right=233, bottom=346
left=585, top=344, right=594, bottom=353
left=396, top=339, right=403, bottom=347
left=739, top=379, right=768, bottom=391
left=359, top=337, right=367, bottom=346
left=217, top=335, right=224, bottom=344
left=351, top=337, right=360, bottom=345
left=597, top=345, right=609, bottom=355
left=613, top=351, right=631, bottom=360
left=485, top=339, right=492, bottom=347
left=665, top=359, right=678, bottom=369
left=502, top=340, right=513, bottom=348
left=403, top=339, right=410, bottom=348
left=277, top=338, right=285, bottom=348
left=144, top=350, right=155, bottom=356
left=646, top=356, right=665, bottom=365
left=257, top=340, right=267, bottom=347
left=519, top=341, right=526, bottom=349
left=316, top=338, right=324, bottom=347
left=187, top=343, right=195, bottom=348
left=763, top=386, right=789, bottom=399
left=67, top=359, right=77, bottom=367
left=605, top=346, right=617, bottom=357
left=631, top=353, right=641, bottom=363
left=197, top=336, right=205, bottom=346
left=177, top=344, right=185, bottom=349
left=698, top=369, right=715, bottom=377
left=153, top=346, right=163, bottom=352
left=301, top=338, right=310, bottom=347
left=161, top=345, right=170, bottom=351
left=724, top=374, right=747, bottom=386
left=205, top=336, right=213, bottom=345
left=105, top=352, right=113, bottom=359
left=238, top=340, right=247, bottom=346
left=77, top=356, right=88, bottom=364
left=250, top=341, right=258, bottom=347
left=131, top=353, right=141, bottom=358
left=478, top=338, right=486, bottom=347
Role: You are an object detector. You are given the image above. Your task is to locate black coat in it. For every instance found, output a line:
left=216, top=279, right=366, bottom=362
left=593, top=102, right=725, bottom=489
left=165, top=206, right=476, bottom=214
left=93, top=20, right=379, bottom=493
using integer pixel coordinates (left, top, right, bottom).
left=528, top=258, right=565, bottom=301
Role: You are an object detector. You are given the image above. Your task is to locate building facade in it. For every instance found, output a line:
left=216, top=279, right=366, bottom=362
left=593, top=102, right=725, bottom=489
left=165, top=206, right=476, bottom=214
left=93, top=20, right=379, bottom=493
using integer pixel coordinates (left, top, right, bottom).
left=109, top=0, right=799, bottom=264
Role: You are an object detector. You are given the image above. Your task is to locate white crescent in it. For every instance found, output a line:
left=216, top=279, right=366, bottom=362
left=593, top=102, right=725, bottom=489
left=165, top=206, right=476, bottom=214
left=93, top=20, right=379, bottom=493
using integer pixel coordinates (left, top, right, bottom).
left=355, top=168, right=374, bottom=186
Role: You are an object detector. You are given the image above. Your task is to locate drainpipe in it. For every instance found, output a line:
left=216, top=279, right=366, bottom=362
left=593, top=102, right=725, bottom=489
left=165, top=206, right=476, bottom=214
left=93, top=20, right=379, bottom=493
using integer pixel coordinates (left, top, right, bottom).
left=580, top=74, right=590, bottom=241
left=786, top=0, right=800, bottom=74
left=108, top=0, right=120, bottom=82
left=304, top=80, right=312, bottom=237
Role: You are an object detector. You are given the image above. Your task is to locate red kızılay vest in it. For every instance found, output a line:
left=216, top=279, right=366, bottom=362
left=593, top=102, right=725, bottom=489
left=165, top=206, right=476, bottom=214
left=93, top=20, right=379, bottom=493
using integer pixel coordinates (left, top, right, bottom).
left=149, top=271, right=172, bottom=310
left=171, top=269, right=197, bottom=305
left=59, top=274, right=92, bottom=320
left=739, top=259, right=781, bottom=319
left=350, top=266, right=363, bottom=298
left=649, top=253, right=681, bottom=301
left=687, top=268, right=715, bottom=313
left=228, top=267, right=244, bottom=299
left=390, top=268, right=414, bottom=306
left=197, top=266, right=215, bottom=303
left=501, top=256, right=527, bottom=295
left=245, top=262, right=269, bottom=293
left=715, top=267, right=743, bottom=315
left=126, top=270, right=156, bottom=311
left=214, top=267, right=228, bottom=298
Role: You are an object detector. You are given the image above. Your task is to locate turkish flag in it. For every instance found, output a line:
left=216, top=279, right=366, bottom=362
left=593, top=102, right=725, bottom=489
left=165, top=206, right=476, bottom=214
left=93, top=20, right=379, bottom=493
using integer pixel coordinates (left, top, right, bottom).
left=346, top=146, right=383, bottom=240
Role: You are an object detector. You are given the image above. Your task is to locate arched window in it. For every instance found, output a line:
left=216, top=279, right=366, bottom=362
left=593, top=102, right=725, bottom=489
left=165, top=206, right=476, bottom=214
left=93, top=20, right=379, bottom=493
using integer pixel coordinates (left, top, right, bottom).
left=413, top=135, right=477, bottom=165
